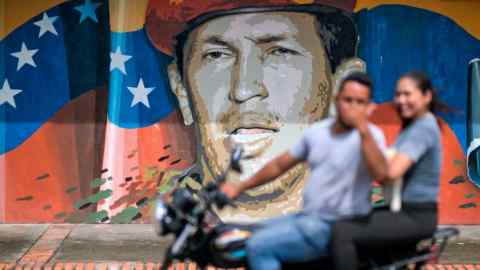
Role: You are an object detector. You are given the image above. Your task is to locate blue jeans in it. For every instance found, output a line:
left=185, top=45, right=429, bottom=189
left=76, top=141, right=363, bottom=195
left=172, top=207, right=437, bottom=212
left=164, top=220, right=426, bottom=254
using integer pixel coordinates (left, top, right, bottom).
left=246, top=212, right=331, bottom=270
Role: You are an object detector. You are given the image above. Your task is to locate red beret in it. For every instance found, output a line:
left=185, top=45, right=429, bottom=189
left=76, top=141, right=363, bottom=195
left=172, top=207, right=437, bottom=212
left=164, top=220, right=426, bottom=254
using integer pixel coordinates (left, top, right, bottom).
left=145, top=0, right=356, bottom=56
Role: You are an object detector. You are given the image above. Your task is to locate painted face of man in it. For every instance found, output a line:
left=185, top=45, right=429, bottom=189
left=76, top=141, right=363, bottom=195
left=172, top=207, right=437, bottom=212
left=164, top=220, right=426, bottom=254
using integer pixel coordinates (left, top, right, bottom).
left=170, top=12, right=335, bottom=221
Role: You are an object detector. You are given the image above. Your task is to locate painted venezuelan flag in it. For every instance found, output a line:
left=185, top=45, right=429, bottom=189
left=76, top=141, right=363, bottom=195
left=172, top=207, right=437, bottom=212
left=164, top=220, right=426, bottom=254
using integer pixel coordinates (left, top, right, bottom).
left=0, top=0, right=194, bottom=223
left=1, top=0, right=110, bottom=222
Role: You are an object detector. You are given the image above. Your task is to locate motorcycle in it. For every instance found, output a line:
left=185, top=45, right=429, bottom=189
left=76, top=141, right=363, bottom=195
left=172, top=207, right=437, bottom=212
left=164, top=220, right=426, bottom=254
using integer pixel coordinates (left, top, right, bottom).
left=152, top=146, right=459, bottom=270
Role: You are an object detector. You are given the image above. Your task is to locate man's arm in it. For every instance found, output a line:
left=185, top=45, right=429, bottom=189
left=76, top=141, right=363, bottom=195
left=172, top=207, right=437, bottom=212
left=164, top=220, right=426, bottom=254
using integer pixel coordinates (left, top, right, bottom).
left=345, top=102, right=388, bottom=180
left=239, top=152, right=301, bottom=191
left=357, top=124, right=388, bottom=180
left=222, top=152, right=302, bottom=199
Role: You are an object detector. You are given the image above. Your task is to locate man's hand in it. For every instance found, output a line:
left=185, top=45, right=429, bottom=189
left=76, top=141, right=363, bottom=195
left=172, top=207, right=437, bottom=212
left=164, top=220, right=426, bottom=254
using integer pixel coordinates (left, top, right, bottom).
left=343, top=103, right=376, bottom=132
left=220, top=182, right=242, bottom=200
left=343, top=106, right=368, bottom=131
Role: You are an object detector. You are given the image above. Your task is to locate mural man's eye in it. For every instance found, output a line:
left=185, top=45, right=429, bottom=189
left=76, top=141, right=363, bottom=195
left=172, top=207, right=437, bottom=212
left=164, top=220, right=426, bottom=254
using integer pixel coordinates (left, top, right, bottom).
left=203, top=50, right=232, bottom=61
left=269, top=47, right=299, bottom=56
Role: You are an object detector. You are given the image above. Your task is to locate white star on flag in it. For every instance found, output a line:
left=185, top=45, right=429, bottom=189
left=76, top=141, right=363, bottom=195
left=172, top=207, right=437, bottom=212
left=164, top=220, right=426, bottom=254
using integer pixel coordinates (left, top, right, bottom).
left=110, top=47, right=132, bottom=75
left=0, top=80, right=23, bottom=108
left=10, top=42, right=39, bottom=71
left=127, top=78, right=155, bottom=108
left=74, top=0, right=102, bottom=23
left=33, top=12, right=59, bottom=37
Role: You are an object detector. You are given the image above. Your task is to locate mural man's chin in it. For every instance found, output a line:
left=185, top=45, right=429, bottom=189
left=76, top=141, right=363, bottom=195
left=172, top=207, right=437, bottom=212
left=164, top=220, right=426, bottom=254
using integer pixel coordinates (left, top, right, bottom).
left=200, top=122, right=314, bottom=222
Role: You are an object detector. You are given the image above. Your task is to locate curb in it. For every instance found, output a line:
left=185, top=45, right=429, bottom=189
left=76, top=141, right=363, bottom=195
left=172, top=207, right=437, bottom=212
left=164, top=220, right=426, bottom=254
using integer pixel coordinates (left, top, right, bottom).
left=1, top=262, right=480, bottom=270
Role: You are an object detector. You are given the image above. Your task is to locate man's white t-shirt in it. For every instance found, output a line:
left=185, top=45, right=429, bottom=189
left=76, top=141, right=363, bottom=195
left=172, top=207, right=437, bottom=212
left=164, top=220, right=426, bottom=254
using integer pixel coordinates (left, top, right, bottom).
left=290, top=117, right=386, bottom=221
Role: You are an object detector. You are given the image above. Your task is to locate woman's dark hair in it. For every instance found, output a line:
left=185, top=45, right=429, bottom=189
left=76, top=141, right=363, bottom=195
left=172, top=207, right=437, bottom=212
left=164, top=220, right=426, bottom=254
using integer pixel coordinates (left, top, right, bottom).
left=400, top=71, right=451, bottom=114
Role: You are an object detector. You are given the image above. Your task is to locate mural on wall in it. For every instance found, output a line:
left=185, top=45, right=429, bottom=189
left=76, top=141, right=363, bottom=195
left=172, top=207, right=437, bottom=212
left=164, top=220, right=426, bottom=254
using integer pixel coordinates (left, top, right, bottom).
left=1, top=0, right=480, bottom=224
left=146, top=0, right=363, bottom=223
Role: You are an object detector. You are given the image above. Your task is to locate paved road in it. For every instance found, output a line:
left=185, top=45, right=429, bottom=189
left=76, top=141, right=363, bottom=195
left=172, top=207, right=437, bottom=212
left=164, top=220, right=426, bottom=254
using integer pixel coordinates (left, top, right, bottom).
left=0, top=224, right=479, bottom=269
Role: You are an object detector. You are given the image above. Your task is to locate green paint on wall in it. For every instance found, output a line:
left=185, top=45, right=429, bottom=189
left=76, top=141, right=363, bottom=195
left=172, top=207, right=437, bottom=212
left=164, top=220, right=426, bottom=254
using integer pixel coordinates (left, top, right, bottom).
left=373, top=199, right=385, bottom=206
left=111, top=207, right=140, bottom=223
left=465, top=193, right=476, bottom=199
left=459, top=202, right=477, bottom=208
left=66, top=186, right=78, bottom=194
left=75, top=189, right=112, bottom=209
left=54, top=212, right=67, bottom=219
left=85, top=210, right=109, bottom=223
left=453, top=159, right=463, bottom=166
left=90, top=178, right=107, bottom=188
left=145, top=166, right=159, bottom=180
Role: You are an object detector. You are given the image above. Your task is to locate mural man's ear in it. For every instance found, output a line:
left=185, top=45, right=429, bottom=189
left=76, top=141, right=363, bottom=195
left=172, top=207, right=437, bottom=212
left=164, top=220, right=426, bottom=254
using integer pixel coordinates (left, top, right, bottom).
left=329, top=58, right=367, bottom=116
left=168, top=62, right=194, bottom=126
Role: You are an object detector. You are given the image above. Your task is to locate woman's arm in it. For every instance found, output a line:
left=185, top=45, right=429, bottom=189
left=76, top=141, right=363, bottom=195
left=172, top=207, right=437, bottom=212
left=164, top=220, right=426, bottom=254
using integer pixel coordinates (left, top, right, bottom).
left=378, top=152, right=414, bottom=183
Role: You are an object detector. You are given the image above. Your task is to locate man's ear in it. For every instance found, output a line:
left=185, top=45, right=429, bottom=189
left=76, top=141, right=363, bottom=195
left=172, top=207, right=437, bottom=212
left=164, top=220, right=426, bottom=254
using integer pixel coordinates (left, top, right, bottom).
left=329, top=58, right=367, bottom=116
left=168, top=62, right=194, bottom=126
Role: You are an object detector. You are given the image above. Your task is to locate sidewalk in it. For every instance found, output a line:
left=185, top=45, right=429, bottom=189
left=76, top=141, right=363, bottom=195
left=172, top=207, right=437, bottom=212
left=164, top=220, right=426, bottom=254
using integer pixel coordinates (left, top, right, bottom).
left=1, top=224, right=479, bottom=269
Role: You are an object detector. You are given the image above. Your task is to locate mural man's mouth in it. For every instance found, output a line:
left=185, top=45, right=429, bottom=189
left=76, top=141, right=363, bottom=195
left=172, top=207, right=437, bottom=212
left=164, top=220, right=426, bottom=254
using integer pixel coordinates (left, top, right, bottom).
left=221, top=126, right=303, bottom=206
left=215, top=115, right=298, bottom=205
left=231, top=127, right=278, bottom=135
left=229, top=127, right=277, bottom=158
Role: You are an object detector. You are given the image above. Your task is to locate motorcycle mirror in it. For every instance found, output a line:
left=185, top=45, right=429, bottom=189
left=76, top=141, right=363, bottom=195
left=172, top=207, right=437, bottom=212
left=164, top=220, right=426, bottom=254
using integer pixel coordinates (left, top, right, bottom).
left=230, top=145, right=243, bottom=173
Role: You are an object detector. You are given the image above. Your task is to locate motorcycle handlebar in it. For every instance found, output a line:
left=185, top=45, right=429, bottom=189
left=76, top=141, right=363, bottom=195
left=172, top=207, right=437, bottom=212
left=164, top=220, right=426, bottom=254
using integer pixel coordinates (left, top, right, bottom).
left=164, top=146, right=243, bottom=222
left=171, top=223, right=196, bottom=255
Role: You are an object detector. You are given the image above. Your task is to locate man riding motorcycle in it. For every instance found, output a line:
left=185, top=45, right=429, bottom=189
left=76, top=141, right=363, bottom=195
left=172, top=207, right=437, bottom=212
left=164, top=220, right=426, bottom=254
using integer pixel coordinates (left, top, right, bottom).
left=221, top=72, right=388, bottom=269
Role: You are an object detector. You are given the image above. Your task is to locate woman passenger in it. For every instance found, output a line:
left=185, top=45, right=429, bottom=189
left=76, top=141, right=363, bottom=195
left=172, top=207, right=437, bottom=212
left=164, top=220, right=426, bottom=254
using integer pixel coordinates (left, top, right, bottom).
left=331, top=71, right=447, bottom=270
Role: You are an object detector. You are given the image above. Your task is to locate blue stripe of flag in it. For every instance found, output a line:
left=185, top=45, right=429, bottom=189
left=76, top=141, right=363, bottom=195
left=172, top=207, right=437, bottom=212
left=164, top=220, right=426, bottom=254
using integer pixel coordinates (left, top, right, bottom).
left=107, top=29, right=177, bottom=128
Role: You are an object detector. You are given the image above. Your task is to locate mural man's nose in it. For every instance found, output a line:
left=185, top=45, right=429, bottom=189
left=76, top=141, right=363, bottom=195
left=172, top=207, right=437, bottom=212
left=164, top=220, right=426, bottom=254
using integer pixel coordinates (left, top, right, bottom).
left=229, top=52, right=269, bottom=103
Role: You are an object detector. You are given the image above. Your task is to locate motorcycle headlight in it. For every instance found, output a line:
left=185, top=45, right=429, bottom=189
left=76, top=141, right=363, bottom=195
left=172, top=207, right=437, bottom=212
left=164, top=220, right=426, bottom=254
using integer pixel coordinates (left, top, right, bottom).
left=153, top=198, right=169, bottom=236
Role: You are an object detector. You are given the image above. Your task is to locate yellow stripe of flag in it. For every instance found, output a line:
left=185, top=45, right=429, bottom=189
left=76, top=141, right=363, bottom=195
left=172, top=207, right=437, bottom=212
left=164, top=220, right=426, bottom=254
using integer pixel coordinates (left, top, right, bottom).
left=355, top=0, right=480, bottom=40
left=109, top=0, right=148, bottom=33
left=1, top=0, right=66, bottom=40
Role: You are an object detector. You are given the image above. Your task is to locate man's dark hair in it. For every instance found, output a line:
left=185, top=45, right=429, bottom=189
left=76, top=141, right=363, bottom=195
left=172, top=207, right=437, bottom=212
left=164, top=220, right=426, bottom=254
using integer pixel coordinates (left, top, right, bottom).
left=339, top=72, right=373, bottom=98
left=173, top=5, right=358, bottom=79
